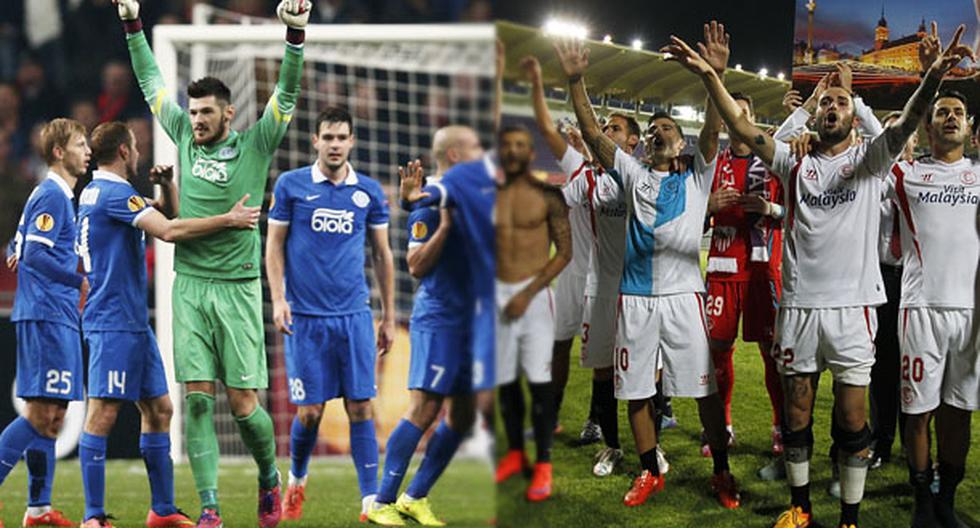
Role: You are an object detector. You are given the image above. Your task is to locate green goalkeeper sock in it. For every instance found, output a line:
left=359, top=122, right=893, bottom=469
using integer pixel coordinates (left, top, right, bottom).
left=235, top=406, right=279, bottom=489
left=185, top=392, right=220, bottom=512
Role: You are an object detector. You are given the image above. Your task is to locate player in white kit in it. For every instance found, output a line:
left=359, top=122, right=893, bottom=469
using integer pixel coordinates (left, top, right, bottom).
left=555, top=22, right=740, bottom=510
left=663, top=22, right=973, bottom=528
left=887, top=89, right=978, bottom=528
left=558, top=114, right=642, bottom=477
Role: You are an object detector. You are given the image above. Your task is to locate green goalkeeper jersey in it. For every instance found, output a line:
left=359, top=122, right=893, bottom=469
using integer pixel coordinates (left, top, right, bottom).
left=127, top=30, right=303, bottom=279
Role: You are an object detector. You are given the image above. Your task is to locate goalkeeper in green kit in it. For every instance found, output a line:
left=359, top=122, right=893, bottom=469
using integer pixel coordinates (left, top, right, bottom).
left=112, top=0, right=310, bottom=526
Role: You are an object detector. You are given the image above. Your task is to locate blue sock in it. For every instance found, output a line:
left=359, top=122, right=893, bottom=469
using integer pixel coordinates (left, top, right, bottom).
left=377, top=420, right=424, bottom=504
left=289, top=417, right=318, bottom=480
left=0, top=417, right=43, bottom=485
left=26, top=436, right=56, bottom=506
left=406, top=421, right=463, bottom=499
left=349, top=420, right=379, bottom=498
left=140, top=432, right=177, bottom=516
left=80, top=432, right=107, bottom=520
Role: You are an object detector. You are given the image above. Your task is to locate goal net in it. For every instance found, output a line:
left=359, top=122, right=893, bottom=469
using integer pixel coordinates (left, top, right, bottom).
left=150, top=21, right=495, bottom=459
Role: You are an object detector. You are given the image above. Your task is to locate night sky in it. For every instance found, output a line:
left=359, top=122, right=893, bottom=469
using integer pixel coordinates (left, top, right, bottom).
left=794, top=0, right=977, bottom=56
left=495, top=0, right=798, bottom=76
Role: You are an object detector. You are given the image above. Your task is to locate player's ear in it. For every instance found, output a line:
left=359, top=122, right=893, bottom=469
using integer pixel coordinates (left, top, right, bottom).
left=628, top=134, right=639, bottom=149
left=225, top=103, right=236, bottom=121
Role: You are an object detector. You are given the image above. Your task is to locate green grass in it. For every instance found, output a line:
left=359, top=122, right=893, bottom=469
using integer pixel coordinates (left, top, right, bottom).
left=497, top=338, right=980, bottom=528
left=0, top=457, right=493, bottom=527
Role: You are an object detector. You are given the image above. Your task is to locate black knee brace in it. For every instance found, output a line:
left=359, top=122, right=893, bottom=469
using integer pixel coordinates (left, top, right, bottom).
left=833, top=423, right=872, bottom=454
left=782, top=421, right=814, bottom=463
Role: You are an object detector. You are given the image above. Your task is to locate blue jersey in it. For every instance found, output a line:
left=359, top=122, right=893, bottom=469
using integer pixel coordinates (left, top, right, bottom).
left=76, top=170, right=156, bottom=331
left=11, top=173, right=81, bottom=327
left=421, top=157, right=496, bottom=299
left=407, top=179, right=471, bottom=331
left=269, top=162, right=390, bottom=316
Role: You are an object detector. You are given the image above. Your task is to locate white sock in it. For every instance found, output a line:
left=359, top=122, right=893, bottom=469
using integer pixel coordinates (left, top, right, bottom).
left=287, top=471, right=307, bottom=487
left=786, top=459, right=809, bottom=487
left=840, top=458, right=868, bottom=504
left=26, top=505, right=51, bottom=517
left=401, top=493, right=419, bottom=503
left=362, top=493, right=377, bottom=513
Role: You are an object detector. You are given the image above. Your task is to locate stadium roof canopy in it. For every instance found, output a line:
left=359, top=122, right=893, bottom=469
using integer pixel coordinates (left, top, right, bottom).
left=497, top=20, right=791, bottom=121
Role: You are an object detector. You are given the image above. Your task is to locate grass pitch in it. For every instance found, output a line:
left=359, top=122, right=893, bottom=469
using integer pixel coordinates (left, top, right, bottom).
left=0, top=457, right=493, bottom=527
left=497, top=338, right=980, bottom=527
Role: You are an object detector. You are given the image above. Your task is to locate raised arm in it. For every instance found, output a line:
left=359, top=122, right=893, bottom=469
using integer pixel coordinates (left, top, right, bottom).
left=115, top=0, right=191, bottom=143
left=553, top=38, right=618, bottom=171
left=663, top=35, right=776, bottom=166
left=138, top=194, right=259, bottom=242
left=883, top=23, right=974, bottom=159
left=696, top=21, right=730, bottom=162
left=502, top=188, right=572, bottom=320
left=521, top=55, right=568, bottom=160
left=248, top=1, right=308, bottom=154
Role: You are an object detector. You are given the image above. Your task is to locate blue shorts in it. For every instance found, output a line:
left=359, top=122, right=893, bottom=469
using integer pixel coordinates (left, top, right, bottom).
left=285, top=312, right=377, bottom=404
left=472, top=295, right=495, bottom=391
left=408, top=327, right=472, bottom=395
left=16, top=320, right=83, bottom=401
left=85, top=328, right=169, bottom=401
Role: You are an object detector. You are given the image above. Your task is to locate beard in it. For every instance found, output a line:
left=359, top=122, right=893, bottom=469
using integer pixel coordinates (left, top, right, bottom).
left=502, top=157, right=529, bottom=178
left=194, top=117, right=228, bottom=145
left=817, top=118, right=852, bottom=145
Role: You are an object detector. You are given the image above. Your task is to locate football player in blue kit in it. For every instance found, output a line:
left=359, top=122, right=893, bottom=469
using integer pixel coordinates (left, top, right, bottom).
left=0, top=118, right=90, bottom=528
left=266, top=106, right=396, bottom=523
left=368, top=125, right=485, bottom=526
left=75, top=121, right=260, bottom=528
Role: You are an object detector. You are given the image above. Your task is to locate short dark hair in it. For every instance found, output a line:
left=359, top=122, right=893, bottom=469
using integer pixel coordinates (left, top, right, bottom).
left=927, top=89, right=968, bottom=124
left=608, top=112, right=641, bottom=139
left=731, top=92, right=755, bottom=117
left=498, top=123, right=533, bottom=143
left=648, top=111, right=684, bottom=138
left=90, top=121, right=133, bottom=165
left=315, top=106, right=353, bottom=135
left=187, top=76, right=231, bottom=104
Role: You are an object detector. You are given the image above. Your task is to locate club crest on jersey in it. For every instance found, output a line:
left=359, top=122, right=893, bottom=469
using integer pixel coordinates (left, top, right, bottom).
left=35, top=213, right=54, bottom=232
left=961, top=171, right=976, bottom=185
left=411, top=221, right=428, bottom=240
left=127, top=195, right=146, bottom=212
left=839, top=163, right=854, bottom=179
left=311, top=208, right=354, bottom=234
left=217, top=147, right=237, bottom=160
left=191, top=158, right=229, bottom=184
left=351, top=190, right=370, bottom=208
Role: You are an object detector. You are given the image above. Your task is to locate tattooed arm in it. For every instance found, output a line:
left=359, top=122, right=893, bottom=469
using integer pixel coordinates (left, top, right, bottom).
left=552, top=38, right=619, bottom=171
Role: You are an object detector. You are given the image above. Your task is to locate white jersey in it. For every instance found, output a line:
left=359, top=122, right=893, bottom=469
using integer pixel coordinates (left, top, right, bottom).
left=556, top=147, right=593, bottom=278
left=886, top=157, right=980, bottom=308
left=562, top=152, right=627, bottom=298
left=769, top=136, right=896, bottom=308
left=608, top=147, right=715, bottom=296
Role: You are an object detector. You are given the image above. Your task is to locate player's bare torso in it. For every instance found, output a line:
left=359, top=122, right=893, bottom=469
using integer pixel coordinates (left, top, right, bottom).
left=496, top=175, right=560, bottom=283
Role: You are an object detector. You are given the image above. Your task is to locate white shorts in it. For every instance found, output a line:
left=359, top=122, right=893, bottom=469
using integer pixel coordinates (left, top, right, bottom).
left=495, top=278, right=555, bottom=385
left=774, top=307, right=877, bottom=386
left=899, top=307, right=979, bottom=414
left=613, top=294, right=716, bottom=400
left=553, top=269, right=586, bottom=341
left=580, top=294, right=617, bottom=369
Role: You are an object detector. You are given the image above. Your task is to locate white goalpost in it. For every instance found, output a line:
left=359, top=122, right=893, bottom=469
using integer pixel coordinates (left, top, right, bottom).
left=150, top=22, right=495, bottom=461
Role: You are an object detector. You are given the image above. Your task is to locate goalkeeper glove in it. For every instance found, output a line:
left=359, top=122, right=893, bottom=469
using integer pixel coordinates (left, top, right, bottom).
left=113, top=0, right=140, bottom=21
left=277, top=0, right=312, bottom=30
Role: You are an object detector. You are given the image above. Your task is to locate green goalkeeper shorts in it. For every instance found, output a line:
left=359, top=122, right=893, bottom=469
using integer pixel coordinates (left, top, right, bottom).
left=172, top=273, right=267, bottom=389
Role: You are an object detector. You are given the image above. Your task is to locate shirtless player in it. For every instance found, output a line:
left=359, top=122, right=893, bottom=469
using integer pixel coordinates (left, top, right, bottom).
left=495, top=125, right=572, bottom=502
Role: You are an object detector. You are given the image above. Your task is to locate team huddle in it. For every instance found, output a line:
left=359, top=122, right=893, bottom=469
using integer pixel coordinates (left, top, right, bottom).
left=494, top=18, right=978, bottom=528
left=0, top=0, right=495, bottom=527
